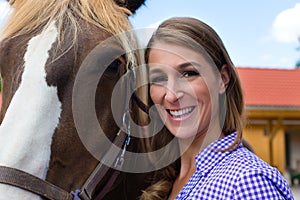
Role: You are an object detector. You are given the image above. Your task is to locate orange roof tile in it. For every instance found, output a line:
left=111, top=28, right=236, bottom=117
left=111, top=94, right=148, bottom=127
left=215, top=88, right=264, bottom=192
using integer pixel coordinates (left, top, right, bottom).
left=236, top=67, right=300, bottom=107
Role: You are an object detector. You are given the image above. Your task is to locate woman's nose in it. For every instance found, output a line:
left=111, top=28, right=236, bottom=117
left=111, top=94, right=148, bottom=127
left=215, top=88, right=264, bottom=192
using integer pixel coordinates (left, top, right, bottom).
left=164, top=82, right=184, bottom=103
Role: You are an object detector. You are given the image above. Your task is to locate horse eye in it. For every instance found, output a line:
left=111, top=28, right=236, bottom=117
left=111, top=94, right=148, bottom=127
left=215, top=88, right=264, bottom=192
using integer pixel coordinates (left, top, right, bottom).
left=104, top=59, right=122, bottom=78
left=106, top=59, right=121, bottom=74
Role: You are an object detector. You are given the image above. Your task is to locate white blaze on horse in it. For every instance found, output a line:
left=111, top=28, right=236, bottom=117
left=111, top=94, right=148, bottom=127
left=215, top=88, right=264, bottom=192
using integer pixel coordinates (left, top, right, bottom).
left=0, top=20, right=61, bottom=183
left=0, top=0, right=151, bottom=199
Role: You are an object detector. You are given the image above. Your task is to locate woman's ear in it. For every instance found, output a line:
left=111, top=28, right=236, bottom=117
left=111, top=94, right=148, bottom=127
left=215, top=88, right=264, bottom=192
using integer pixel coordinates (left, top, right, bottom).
left=219, top=64, right=230, bottom=94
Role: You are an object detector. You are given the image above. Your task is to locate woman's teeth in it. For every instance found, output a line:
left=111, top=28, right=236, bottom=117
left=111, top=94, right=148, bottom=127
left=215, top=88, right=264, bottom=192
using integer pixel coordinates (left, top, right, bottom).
left=169, top=107, right=194, bottom=118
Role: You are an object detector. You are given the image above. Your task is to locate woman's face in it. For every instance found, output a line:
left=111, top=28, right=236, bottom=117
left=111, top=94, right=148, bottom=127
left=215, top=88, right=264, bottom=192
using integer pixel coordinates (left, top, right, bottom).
left=148, top=42, right=225, bottom=140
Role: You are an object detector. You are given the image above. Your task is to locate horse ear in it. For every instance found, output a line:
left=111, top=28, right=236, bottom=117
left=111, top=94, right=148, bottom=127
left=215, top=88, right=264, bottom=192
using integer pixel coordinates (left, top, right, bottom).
left=115, top=0, right=146, bottom=14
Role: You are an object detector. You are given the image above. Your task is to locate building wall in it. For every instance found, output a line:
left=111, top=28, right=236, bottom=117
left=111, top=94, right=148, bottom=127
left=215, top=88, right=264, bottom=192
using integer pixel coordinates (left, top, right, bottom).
left=243, top=124, right=285, bottom=173
left=243, top=125, right=270, bottom=163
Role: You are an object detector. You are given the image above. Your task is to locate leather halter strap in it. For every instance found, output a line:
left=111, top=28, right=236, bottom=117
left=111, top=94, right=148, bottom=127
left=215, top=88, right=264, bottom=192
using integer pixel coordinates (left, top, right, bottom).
left=0, top=166, right=73, bottom=200
left=132, top=91, right=149, bottom=114
left=79, top=130, right=128, bottom=200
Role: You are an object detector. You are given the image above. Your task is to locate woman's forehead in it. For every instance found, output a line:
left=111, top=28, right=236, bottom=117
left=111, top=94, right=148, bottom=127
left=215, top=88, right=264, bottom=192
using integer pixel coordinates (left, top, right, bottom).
left=148, top=43, right=209, bottom=68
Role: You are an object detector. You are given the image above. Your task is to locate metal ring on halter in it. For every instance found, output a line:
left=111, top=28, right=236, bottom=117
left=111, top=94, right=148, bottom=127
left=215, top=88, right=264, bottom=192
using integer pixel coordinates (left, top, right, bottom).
left=131, top=67, right=137, bottom=84
left=114, top=111, right=131, bottom=169
left=122, top=110, right=131, bottom=133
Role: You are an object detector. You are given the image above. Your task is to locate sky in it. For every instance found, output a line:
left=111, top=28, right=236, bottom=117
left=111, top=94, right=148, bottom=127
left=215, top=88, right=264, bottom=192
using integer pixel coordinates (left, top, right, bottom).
left=0, top=0, right=300, bottom=69
left=129, top=0, right=300, bottom=69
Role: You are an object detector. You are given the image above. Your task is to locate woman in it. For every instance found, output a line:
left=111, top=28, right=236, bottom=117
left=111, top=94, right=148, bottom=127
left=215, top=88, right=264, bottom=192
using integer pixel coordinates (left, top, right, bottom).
left=141, top=17, right=294, bottom=200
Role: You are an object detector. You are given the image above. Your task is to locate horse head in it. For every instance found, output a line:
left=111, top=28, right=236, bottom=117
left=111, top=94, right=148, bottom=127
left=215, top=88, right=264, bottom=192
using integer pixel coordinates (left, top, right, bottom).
left=0, top=0, right=152, bottom=199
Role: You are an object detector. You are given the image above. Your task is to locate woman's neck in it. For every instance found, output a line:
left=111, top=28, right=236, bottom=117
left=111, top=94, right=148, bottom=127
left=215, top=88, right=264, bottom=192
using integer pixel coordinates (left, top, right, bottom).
left=168, top=126, right=224, bottom=199
left=168, top=140, right=198, bottom=200
left=177, top=125, right=224, bottom=177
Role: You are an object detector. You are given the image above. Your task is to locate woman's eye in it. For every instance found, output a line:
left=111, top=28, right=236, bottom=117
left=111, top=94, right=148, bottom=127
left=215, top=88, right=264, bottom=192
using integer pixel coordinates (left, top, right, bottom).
left=182, top=71, right=199, bottom=78
left=150, top=76, right=167, bottom=84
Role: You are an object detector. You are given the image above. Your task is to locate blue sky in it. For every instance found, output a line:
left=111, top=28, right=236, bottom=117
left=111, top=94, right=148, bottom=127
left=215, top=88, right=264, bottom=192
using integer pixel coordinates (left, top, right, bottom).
left=129, top=0, right=300, bottom=69
left=1, top=0, right=299, bottom=69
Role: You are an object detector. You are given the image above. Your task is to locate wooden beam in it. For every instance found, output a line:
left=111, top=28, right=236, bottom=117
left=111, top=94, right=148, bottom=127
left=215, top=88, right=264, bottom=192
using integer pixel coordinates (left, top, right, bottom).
left=246, top=109, right=300, bottom=119
left=267, top=119, right=282, bottom=166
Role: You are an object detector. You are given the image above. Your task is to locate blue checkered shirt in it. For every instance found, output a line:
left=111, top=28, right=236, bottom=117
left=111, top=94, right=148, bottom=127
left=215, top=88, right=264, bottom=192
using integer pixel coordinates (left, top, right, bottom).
left=175, top=133, right=294, bottom=199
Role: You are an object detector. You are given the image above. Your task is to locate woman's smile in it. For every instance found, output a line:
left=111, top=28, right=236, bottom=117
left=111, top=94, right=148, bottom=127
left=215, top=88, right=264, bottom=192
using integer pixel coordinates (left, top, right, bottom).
left=167, top=106, right=195, bottom=121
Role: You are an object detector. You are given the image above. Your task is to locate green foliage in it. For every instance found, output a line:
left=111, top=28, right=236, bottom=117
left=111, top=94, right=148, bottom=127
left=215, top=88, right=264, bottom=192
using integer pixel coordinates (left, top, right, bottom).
left=296, top=60, right=300, bottom=68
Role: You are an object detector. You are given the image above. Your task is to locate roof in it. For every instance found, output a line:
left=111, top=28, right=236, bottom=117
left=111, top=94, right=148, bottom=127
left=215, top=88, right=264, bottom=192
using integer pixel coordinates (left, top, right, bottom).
left=236, top=67, right=300, bottom=108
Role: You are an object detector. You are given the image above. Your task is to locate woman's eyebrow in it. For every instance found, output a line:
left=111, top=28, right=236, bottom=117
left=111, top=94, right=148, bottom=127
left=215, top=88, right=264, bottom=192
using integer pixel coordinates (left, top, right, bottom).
left=149, top=62, right=201, bottom=75
left=178, top=61, right=201, bottom=69
left=149, top=68, right=163, bottom=75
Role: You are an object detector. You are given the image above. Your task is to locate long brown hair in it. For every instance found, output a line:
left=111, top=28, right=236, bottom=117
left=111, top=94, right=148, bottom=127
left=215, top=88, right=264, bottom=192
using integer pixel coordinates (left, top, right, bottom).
left=141, top=17, right=245, bottom=200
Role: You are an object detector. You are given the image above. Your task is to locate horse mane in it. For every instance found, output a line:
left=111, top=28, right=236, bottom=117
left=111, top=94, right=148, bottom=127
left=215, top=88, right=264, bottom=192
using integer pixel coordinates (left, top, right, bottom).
left=1, top=0, right=139, bottom=67
left=2, top=0, right=134, bottom=38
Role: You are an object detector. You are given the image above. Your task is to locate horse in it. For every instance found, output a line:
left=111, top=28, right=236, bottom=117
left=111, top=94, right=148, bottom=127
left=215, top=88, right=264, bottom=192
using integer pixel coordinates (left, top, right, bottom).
left=0, top=0, right=153, bottom=199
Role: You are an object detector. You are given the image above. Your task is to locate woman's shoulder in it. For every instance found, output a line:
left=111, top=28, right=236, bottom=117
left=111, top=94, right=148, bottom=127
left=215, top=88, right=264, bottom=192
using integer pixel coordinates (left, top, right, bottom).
left=217, top=146, right=287, bottom=188
left=225, top=147, right=293, bottom=199
left=226, top=146, right=277, bottom=174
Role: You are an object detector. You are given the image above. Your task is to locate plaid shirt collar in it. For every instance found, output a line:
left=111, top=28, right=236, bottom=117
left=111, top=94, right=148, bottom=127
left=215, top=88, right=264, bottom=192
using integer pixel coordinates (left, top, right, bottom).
left=195, top=132, right=241, bottom=176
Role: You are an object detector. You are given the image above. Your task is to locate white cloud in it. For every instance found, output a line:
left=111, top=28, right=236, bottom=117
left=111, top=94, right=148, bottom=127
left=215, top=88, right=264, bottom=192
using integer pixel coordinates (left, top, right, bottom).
left=258, top=53, right=299, bottom=69
left=272, top=3, right=300, bottom=43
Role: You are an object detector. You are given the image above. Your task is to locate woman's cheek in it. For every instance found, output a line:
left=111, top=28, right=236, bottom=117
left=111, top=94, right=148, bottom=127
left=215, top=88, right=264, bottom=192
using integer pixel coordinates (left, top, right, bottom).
left=150, top=85, right=164, bottom=104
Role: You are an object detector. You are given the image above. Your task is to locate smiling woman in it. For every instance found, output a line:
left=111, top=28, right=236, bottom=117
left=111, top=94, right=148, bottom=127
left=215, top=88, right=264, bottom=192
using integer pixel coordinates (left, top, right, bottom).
left=140, top=17, right=294, bottom=200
